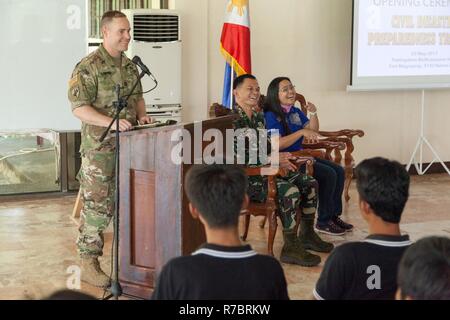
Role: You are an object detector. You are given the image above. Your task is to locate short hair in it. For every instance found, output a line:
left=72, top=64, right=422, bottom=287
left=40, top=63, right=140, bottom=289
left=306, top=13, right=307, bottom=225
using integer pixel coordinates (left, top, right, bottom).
left=233, top=74, right=257, bottom=90
left=185, top=164, right=247, bottom=228
left=397, top=236, right=450, bottom=300
left=355, top=157, right=409, bottom=223
left=101, top=10, right=127, bottom=29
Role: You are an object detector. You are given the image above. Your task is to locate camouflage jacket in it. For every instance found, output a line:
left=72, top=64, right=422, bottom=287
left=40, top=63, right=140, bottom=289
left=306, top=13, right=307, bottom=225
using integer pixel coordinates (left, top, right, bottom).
left=232, top=106, right=272, bottom=202
left=232, top=106, right=272, bottom=167
left=68, top=44, right=143, bottom=154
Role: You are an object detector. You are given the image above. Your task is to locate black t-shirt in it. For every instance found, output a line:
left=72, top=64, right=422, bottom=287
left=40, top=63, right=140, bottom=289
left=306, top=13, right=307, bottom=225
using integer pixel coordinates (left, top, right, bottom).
left=314, top=234, right=412, bottom=300
left=151, top=243, right=289, bottom=300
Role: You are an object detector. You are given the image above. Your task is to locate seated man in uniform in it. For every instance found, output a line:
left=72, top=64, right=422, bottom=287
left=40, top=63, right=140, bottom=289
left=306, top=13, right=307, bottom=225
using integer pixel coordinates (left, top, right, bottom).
left=152, top=164, right=289, bottom=300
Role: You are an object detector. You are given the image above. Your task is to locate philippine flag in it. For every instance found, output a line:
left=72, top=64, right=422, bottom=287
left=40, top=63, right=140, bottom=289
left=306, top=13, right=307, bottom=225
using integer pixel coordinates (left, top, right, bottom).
left=220, top=0, right=252, bottom=108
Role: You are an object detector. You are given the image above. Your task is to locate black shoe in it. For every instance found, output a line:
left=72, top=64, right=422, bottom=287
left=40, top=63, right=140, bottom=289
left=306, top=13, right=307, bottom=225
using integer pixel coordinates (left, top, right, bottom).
left=333, top=216, right=354, bottom=232
left=315, top=221, right=346, bottom=236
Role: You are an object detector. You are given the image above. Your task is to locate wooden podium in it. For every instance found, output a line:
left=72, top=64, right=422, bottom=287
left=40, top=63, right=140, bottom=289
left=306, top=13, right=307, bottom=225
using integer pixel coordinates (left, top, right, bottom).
left=118, top=115, right=235, bottom=299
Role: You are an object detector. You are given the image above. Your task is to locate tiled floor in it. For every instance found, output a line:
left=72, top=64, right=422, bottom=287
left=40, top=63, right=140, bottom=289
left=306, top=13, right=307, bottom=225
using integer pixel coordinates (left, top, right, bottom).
left=0, top=174, right=449, bottom=300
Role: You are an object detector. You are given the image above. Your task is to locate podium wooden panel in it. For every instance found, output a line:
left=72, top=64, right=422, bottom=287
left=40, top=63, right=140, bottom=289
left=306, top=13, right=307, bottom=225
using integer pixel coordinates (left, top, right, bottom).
left=118, top=116, right=235, bottom=299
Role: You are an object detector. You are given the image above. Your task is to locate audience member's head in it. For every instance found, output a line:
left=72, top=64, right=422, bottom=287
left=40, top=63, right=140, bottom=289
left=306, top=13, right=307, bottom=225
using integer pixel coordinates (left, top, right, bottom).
left=232, top=74, right=260, bottom=109
left=185, top=164, right=248, bottom=229
left=396, top=236, right=450, bottom=300
left=43, top=289, right=97, bottom=300
left=355, top=157, right=410, bottom=224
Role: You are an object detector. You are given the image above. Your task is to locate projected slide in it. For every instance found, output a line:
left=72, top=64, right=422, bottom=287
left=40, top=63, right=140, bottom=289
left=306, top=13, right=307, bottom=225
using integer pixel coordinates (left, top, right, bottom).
left=357, top=0, right=450, bottom=77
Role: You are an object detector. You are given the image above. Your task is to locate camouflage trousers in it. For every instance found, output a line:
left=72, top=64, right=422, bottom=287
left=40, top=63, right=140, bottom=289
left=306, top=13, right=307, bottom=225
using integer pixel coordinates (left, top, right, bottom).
left=248, top=171, right=318, bottom=231
left=76, top=150, right=115, bottom=258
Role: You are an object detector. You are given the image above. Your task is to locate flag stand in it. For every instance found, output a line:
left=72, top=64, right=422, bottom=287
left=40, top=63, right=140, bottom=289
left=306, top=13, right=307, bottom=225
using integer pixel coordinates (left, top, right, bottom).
left=230, top=62, right=234, bottom=109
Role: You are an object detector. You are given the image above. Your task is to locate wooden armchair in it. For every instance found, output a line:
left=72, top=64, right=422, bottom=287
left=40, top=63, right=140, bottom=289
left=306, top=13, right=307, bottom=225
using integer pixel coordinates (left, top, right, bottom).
left=294, top=93, right=365, bottom=201
left=241, top=157, right=315, bottom=256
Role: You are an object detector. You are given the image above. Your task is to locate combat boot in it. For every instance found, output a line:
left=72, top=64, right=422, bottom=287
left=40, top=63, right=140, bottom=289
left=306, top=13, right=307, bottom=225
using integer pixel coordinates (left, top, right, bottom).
left=298, top=214, right=334, bottom=253
left=80, top=257, right=111, bottom=288
left=280, top=230, right=321, bottom=267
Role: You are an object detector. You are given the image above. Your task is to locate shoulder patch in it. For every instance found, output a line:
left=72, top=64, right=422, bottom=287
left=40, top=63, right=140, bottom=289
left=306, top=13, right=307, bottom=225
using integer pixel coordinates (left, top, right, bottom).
left=69, top=74, right=78, bottom=88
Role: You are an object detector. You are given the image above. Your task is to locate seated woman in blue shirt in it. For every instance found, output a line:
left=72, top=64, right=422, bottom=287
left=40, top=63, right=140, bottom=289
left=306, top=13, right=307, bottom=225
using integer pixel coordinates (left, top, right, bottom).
left=264, top=77, right=353, bottom=235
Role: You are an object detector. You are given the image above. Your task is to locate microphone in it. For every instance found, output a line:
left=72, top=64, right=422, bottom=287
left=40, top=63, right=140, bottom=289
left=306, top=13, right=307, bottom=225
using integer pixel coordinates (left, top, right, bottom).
left=132, top=56, right=157, bottom=82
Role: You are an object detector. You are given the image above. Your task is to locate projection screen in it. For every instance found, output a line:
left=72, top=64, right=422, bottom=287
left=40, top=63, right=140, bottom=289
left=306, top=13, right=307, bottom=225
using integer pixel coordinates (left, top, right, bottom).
left=349, top=0, right=450, bottom=91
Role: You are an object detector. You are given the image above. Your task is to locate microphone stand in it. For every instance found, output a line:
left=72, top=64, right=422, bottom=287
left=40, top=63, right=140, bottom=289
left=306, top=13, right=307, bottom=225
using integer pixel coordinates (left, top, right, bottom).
left=100, top=71, right=146, bottom=300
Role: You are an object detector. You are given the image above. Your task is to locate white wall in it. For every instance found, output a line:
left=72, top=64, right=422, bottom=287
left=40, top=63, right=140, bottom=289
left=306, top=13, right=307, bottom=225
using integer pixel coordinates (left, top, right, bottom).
left=0, top=0, right=86, bottom=131
left=176, top=0, right=450, bottom=164
left=175, top=0, right=209, bottom=123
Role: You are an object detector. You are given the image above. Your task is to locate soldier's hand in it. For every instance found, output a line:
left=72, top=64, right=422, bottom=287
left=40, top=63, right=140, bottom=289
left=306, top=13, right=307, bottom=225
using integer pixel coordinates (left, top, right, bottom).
left=138, top=115, right=153, bottom=124
left=112, top=119, right=133, bottom=132
left=278, top=152, right=298, bottom=172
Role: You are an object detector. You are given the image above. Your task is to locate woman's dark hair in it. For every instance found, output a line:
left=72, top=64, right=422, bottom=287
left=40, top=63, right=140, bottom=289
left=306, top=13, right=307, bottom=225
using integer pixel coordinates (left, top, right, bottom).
left=263, top=77, right=292, bottom=135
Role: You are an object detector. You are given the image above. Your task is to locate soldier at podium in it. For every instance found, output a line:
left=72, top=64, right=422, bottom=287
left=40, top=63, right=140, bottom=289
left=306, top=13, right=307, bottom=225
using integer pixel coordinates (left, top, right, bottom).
left=68, top=10, right=151, bottom=288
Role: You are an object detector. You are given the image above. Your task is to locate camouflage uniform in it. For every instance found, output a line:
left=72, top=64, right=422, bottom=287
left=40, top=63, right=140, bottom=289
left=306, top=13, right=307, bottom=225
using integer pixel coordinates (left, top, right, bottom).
left=232, top=106, right=317, bottom=231
left=68, top=44, right=143, bottom=258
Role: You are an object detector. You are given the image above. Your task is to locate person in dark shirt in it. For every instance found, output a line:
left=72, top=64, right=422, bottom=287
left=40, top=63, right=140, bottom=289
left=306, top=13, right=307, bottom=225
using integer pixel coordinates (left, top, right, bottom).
left=314, top=157, right=412, bottom=300
left=396, top=236, right=450, bottom=300
left=152, top=164, right=289, bottom=300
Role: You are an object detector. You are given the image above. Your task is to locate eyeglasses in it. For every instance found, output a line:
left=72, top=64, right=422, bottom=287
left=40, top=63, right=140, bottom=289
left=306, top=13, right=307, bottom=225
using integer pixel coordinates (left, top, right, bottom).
left=279, top=85, right=296, bottom=94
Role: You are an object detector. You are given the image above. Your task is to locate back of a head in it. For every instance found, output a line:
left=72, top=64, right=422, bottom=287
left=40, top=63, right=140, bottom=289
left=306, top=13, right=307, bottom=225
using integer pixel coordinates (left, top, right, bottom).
left=185, top=164, right=247, bottom=228
left=43, top=289, right=97, bottom=300
left=397, top=236, right=450, bottom=300
left=355, top=157, right=409, bottom=223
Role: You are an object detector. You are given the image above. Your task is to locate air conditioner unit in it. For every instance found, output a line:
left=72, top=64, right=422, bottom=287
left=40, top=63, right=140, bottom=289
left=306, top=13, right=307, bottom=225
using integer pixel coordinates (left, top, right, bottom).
left=122, top=9, right=182, bottom=117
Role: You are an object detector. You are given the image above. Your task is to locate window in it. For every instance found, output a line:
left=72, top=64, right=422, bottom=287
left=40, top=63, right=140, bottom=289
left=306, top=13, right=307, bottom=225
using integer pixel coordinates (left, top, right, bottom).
left=0, top=131, right=61, bottom=195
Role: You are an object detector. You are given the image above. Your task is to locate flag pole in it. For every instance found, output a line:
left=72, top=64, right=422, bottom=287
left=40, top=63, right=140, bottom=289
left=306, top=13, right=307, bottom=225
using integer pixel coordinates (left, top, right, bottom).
left=230, top=62, right=234, bottom=109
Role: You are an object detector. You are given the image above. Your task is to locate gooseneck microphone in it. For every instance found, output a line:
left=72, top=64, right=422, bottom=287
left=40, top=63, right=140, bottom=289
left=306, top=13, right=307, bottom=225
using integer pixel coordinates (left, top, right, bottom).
left=132, top=55, right=157, bottom=83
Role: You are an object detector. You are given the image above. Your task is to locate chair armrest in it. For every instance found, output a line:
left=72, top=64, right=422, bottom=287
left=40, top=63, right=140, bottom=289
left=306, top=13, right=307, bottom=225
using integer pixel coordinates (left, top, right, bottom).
left=318, top=129, right=365, bottom=139
left=316, top=131, right=364, bottom=163
left=304, top=140, right=345, bottom=150
left=302, top=140, right=346, bottom=161
left=291, top=149, right=326, bottom=159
